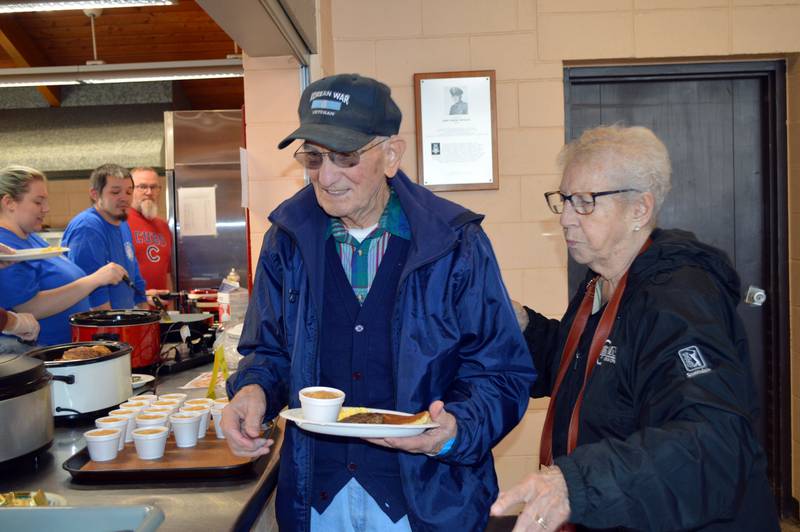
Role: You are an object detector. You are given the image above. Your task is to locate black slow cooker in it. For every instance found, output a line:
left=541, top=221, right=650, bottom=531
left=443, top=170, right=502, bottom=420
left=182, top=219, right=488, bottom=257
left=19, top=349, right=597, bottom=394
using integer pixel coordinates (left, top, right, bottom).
left=0, top=353, right=54, bottom=463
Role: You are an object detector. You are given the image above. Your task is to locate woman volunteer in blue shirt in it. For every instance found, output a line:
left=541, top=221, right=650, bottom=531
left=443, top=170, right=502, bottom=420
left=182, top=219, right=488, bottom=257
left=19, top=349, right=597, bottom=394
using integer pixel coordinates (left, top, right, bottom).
left=0, top=166, right=127, bottom=348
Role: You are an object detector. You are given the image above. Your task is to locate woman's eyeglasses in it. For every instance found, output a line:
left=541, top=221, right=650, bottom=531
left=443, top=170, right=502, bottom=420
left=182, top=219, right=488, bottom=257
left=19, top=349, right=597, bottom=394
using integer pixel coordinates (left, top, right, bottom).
left=544, top=189, right=639, bottom=215
left=293, top=138, right=388, bottom=170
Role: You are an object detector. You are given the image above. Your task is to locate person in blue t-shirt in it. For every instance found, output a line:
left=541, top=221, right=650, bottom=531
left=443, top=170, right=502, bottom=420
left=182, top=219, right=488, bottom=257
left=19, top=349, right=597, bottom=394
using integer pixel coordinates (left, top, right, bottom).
left=62, top=163, right=147, bottom=310
left=0, top=166, right=128, bottom=348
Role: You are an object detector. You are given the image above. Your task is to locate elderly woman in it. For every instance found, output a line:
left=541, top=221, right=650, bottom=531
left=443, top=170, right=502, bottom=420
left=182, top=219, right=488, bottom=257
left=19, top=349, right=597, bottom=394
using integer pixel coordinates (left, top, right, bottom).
left=491, top=125, right=778, bottom=531
left=0, top=166, right=127, bottom=348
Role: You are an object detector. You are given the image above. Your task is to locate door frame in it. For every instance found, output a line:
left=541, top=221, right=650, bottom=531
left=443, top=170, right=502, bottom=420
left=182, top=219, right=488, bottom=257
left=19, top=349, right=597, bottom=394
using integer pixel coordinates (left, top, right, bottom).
left=564, top=61, right=793, bottom=516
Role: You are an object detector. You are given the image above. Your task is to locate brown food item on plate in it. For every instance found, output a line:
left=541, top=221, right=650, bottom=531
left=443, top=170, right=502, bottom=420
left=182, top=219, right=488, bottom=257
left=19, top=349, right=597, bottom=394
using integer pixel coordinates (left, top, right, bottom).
left=339, top=411, right=432, bottom=425
left=60, top=344, right=111, bottom=361
left=339, top=412, right=385, bottom=424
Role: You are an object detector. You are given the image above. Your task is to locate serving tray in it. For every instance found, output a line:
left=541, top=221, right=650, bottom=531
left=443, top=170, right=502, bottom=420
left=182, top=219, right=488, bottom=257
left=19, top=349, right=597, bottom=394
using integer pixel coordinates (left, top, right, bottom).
left=62, top=426, right=265, bottom=483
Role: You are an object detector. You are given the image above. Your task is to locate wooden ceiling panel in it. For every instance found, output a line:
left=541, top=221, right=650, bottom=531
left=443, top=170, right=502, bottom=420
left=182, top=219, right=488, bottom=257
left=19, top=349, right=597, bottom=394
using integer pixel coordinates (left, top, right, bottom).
left=0, top=1, right=243, bottom=109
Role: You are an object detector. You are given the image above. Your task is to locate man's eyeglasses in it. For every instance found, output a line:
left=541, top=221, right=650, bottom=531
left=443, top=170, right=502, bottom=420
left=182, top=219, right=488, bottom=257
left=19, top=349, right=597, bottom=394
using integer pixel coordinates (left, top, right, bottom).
left=544, top=189, right=639, bottom=215
left=293, top=138, right=388, bottom=170
left=134, top=184, right=162, bottom=192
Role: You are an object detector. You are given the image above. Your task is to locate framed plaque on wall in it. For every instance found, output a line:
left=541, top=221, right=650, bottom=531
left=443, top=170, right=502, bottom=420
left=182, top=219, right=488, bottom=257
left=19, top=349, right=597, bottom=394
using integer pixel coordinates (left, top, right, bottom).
left=413, top=70, right=499, bottom=191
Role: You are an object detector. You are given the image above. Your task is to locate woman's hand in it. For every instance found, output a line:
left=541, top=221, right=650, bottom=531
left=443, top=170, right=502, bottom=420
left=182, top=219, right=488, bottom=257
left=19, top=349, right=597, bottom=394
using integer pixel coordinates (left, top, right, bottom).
left=3, top=311, right=40, bottom=341
left=490, top=465, right=571, bottom=532
left=91, top=262, right=128, bottom=287
left=0, top=243, right=15, bottom=269
left=511, top=300, right=529, bottom=332
left=365, top=400, right=457, bottom=456
left=221, top=384, right=273, bottom=458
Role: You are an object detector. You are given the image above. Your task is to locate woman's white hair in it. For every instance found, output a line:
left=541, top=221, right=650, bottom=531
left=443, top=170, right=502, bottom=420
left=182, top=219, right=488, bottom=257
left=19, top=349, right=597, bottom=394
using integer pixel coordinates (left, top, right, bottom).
left=558, top=124, right=672, bottom=217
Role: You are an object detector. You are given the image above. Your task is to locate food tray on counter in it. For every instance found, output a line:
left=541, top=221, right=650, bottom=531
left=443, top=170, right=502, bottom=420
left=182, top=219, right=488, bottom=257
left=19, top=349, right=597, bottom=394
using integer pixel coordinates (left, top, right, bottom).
left=62, top=429, right=264, bottom=483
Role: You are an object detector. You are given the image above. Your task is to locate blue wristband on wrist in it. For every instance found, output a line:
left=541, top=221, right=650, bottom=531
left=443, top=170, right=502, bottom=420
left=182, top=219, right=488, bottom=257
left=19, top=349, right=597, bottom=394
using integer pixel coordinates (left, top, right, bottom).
left=437, top=436, right=456, bottom=456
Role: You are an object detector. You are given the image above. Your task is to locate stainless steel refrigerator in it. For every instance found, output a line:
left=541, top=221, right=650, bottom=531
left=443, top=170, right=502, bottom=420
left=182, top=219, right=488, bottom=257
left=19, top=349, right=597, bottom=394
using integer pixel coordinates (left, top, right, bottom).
left=164, top=110, right=248, bottom=292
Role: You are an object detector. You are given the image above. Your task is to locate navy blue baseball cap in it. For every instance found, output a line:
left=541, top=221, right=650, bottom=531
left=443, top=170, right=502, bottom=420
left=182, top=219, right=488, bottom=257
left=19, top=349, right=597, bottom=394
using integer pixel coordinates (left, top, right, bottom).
left=277, top=73, right=402, bottom=153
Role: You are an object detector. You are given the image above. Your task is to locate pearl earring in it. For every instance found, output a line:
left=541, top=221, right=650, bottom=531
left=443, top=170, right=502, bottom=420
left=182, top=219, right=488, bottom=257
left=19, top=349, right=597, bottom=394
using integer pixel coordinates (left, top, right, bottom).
left=633, top=225, right=640, bottom=232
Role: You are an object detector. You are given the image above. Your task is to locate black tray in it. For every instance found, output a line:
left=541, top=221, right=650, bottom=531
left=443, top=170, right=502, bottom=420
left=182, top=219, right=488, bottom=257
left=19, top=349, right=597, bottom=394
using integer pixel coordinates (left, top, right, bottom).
left=62, top=439, right=264, bottom=484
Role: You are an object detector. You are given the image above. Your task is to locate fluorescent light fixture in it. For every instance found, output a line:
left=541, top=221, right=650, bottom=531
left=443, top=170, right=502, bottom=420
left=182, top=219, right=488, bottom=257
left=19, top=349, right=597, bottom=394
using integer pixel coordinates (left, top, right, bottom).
left=0, top=0, right=175, bottom=12
left=0, top=59, right=243, bottom=88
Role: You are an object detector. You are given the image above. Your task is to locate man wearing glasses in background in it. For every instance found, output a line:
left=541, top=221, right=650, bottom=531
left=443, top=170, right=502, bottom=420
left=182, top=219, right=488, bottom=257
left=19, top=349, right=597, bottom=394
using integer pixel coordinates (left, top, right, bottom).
left=221, top=73, right=535, bottom=532
left=128, top=167, right=172, bottom=300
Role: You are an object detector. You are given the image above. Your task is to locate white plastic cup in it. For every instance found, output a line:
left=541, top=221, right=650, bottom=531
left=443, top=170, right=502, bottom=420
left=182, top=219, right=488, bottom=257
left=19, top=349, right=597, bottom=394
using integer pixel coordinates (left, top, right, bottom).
left=132, top=426, right=169, bottom=460
left=150, top=400, right=180, bottom=415
left=210, top=407, right=226, bottom=439
left=119, top=400, right=148, bottom=413
left=180, top=405, right=211, bottom=438
left=108, top=408, right=138, bottom=443
left=95, top=416, right=129, bottom=451
left=170, top=413, right=201, bottom=448
left=299, top=386, right=345, bottom=423
left=85, top=428, right=121, bottom=462
left=159, top=393, right=187, bottom=407
left=184, top=398, right=214, bottom=409
left=212, top=398, right=229, bottom=410
left=143, top=407, right=173, bottom=429
left=129, top=394, right=157, bottom=405
left=135, top=413, right=169, bottom=429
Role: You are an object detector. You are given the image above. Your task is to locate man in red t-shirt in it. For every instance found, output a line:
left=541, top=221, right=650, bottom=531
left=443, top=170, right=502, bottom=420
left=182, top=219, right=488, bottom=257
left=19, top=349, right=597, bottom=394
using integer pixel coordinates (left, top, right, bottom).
left=128, top=167, right=173, bottom=296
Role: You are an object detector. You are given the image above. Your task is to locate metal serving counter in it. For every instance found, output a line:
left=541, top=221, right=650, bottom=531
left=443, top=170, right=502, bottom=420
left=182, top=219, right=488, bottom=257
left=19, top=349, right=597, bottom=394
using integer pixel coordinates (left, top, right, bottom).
left=0, top=365, right=281, bottom=532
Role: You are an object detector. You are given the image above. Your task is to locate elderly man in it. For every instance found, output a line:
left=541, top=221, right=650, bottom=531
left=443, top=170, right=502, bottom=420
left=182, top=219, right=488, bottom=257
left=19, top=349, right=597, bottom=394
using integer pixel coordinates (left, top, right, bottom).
left=127, top=167, right=173, bottom=295
left=62, top=164, right=147, bottom=310
left=221, top=73, right=535, bottom=532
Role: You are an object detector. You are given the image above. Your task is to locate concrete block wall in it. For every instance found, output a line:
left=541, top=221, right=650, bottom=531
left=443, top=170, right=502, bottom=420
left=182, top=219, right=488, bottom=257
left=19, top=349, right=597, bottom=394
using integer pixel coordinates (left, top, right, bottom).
left=241, top=0, right=800, bottom=499
left=42, top=175, right=168, bottom=231
left=241, top=54, right=305, bottom=274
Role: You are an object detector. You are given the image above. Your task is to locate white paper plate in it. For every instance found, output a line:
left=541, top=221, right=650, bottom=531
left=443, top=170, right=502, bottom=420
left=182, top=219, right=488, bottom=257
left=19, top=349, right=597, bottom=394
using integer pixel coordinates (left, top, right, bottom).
left=131, top=373, right=155, bottom=389
left=279, top=408, right=438, bottom=438
left=0, top=247, right=69, bottom=262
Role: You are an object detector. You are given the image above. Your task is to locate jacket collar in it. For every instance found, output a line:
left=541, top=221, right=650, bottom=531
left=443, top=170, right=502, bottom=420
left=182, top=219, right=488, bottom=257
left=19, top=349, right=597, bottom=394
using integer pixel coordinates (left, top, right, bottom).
left=268, top=170, right=483, bottom=307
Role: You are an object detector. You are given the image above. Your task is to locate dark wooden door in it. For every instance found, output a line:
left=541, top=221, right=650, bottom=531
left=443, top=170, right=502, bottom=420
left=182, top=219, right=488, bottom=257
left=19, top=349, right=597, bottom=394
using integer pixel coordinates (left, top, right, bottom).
left=564, top=62, right=792, bottom=514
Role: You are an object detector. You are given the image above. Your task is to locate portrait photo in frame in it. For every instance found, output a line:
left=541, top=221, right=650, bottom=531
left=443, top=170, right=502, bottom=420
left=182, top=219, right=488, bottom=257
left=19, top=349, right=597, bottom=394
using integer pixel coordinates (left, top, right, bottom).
left=413, top=70, right=499, bottom=191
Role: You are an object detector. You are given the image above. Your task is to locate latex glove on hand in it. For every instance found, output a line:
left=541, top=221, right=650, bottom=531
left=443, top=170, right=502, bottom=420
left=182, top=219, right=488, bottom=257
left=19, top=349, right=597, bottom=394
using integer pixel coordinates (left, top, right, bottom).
left=3, top=311, right=40, bottom=342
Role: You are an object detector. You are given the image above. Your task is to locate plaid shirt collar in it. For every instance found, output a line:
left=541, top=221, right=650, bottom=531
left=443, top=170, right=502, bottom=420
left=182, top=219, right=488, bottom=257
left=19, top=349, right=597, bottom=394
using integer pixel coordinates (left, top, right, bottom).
left=325, top=186, right=410, bottom=244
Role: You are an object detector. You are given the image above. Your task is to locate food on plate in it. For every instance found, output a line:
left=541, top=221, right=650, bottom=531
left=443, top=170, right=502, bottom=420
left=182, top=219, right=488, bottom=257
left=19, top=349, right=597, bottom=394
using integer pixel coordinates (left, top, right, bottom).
left=338, top=412, right=385, bottom=424
left=60, top=344, right=112, bottom=361
left=0, top=489, right=48, bottom=507
left=339, top=410, right=431, bottom=425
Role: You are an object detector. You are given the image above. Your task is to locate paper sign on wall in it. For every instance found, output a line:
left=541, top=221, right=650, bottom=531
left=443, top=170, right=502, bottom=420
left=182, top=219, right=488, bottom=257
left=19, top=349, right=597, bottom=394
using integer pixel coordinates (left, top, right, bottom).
left=178, top=186, right=217, bottom=237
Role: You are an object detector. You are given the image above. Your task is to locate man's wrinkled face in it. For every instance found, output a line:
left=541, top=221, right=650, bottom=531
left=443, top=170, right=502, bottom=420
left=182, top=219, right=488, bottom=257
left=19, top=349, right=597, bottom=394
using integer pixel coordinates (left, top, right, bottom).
left=306, top=140, right=391, bottom=229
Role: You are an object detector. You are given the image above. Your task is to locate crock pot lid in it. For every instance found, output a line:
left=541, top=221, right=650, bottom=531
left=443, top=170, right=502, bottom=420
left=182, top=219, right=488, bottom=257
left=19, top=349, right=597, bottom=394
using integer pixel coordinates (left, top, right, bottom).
left=26, top=341, right=132, bottom=366
left=0, top=353, right=48, bottom=394
left=69, top=309, right=160, bottom=325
